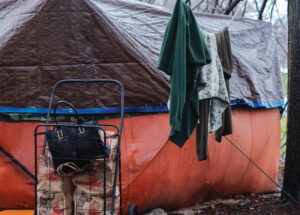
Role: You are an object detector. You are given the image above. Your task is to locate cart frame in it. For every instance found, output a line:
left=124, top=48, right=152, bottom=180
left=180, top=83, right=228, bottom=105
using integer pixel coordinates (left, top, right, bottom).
left=34, top=79, right=124, bottom=215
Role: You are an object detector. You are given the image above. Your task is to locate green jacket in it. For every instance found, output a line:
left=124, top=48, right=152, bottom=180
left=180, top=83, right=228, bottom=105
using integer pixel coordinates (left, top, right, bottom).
left=157, top=0, right=211, bottom=147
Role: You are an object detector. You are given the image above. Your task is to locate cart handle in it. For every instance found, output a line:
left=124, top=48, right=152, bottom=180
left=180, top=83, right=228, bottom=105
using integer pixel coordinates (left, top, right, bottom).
left=43, top=79, right=124, bottom=154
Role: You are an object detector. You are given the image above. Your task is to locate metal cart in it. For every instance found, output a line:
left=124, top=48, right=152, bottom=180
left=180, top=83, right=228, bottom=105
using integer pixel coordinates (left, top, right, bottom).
left=34, top=79, right=124, bottom=215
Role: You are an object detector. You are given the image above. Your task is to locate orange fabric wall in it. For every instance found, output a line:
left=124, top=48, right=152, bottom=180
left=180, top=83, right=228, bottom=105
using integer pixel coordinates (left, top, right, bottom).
left=0, top=108, right=281, bottom=212
left=0, top=211, right=33, bottom=215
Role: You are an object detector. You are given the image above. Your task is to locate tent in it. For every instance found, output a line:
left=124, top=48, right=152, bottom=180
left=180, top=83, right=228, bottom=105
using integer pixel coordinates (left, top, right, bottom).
left=0, top=0, right=284, bottom=212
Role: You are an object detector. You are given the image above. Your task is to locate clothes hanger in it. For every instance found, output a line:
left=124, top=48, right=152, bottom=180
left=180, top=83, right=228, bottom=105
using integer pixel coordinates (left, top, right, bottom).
left=226, top=0, right=248, bottom=27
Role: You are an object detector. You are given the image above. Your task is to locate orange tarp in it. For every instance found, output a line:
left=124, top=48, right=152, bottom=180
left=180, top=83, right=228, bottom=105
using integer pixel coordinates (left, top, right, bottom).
left=0, top=107, right=281, bottom=212
left=0, top=211, right=33, bottom=215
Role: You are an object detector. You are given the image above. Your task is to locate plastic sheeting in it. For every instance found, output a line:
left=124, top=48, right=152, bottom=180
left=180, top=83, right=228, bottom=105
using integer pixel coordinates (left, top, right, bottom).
left=0, top=211, right=33, bottom=215
left=0, top=0, right=283, bottom=113
left=0, top=108, right=281, bottom=211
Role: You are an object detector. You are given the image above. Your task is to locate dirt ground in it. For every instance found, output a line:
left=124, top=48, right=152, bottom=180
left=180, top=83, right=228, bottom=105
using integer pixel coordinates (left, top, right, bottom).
left=143, top=157, right=298, bottom=215
left=166, top=157, right=300, bottom=215
left=168, top=191, right=300, bottom=215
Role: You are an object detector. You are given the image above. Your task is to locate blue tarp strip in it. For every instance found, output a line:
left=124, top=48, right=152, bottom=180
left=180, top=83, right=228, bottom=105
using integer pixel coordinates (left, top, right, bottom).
left=0, top=106, right=169, bottom=114
left=0, top=100, right=284, bottom=114
left=230, top=99, right=285, bottom=109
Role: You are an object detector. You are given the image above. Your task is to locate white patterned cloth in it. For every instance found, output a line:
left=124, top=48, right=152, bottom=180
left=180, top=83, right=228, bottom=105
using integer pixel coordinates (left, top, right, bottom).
left=198, top=30, right=230, bottom=133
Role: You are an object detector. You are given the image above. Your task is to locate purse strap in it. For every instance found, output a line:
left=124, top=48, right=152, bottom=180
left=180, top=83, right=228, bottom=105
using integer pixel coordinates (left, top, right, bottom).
left=53, top=100, right=83, bottom=124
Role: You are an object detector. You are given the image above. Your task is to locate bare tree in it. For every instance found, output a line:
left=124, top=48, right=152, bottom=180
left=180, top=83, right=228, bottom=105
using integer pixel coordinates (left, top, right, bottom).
left=192, top=0, right=205, bottom=11
left=269, top=0, right=277, bottom=21
left=211, top=0, right=219, bottom=13
left=224, top=0, right=243, bottom=15
left=258, top=0, right=269, bottom=20
left=282, top=0, right=300, bottom=202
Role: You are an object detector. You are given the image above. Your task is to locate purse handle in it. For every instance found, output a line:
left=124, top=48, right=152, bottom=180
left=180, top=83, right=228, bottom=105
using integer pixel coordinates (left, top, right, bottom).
left=53, top=101, right=83, bottom=124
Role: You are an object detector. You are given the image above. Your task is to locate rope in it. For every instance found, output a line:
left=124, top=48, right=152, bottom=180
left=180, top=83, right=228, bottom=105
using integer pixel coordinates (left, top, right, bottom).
left=280, top=101, right=288, bottom=118
left=0, top=145, right=35, bottom=180
left=224, top=136, right=300, bottom=207
left=56, top=162, right=80, bottom=176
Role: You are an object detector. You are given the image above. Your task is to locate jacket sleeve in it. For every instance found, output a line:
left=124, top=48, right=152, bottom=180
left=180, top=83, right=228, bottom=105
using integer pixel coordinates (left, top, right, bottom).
left=157, top=0, right=185, bottom=76
left=157, top=0, right=187, bottom=134
left=186, top=8, right=211, bottom=66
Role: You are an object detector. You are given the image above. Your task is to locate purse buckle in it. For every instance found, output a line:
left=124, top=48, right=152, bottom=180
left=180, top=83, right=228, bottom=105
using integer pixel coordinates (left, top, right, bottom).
left=79, top=127, right=85, bottom=134
left=57, top=130, right=64, bottom=139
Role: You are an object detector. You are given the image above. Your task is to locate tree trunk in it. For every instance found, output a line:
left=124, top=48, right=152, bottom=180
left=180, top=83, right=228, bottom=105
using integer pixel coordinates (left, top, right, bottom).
left=258, top=0, right=268, bottom=20
left=282, top=0, right=300, bottom=202
left=211, top=0, right=219, bottom=13
left=224, top=0, right=242, bottom=15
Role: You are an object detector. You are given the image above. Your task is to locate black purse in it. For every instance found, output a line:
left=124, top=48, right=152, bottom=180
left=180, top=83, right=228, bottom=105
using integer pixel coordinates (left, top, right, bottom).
left=45, top=101, right=110, bottom=176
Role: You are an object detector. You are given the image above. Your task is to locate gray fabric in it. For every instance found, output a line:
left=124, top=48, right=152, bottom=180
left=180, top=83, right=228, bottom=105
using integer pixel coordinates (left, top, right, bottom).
left=96, top=0, right=283, bottom=107
left=0, top=0, right=283, bottom=111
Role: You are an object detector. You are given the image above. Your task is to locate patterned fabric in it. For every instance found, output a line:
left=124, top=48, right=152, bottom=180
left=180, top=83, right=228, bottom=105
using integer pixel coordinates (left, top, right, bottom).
left=37, top=155, right=73, bottom=215
left=37, top=131, right=120, bottom=215
left=198, top=31, right=230, bottom=133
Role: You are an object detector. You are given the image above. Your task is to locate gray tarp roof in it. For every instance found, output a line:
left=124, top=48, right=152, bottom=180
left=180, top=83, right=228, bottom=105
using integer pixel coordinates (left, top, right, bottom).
left=0, top=0, right=284, bottom=114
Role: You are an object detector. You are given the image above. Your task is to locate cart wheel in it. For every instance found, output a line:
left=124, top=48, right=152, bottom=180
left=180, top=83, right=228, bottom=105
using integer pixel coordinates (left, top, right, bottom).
left=128, top=204, right=138, bottom=215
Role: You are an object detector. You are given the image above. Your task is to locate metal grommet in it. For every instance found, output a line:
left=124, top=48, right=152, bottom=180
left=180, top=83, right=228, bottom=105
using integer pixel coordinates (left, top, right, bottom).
left=79, top=127, right=85, bottom=133
left=57, top=130, right=64, bottom=139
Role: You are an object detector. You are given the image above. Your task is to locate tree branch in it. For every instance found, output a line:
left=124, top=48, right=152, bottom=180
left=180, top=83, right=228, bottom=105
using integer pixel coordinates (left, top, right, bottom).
left=254, top=0, right=260, bottom=12
left=221, top=0, right=226, bottom=7
left=265, top=0, right=274, bottom=15
left=220, top=0, right=228, bottom=12
left=203, top=0, right=209, bottom=12
left=275, top=2, right=287, bottom=28
left=192, top=0, right=205, bottom=11
left=242, top=0, right=247, bottom=17
left=212, top=0, right=220, bottom=13
left=258, top=0, right=268, bottom=20
left=224, top=0, right=243, bottom=15
left=270, top=0, right=277, bottom=21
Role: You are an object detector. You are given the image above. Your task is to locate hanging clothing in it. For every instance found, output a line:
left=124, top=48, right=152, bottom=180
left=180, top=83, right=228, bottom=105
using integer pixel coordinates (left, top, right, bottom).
left=198, top=30, right=230, bottom=133
left=196, top=30, right=230, bottom=161
left=157, top=0, right=211, bottom=147
left=215, top=27, right=233, bottom=79
left=215, top=26, right=233, bottom=142
left=196, top=99, right=210, bottom=161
